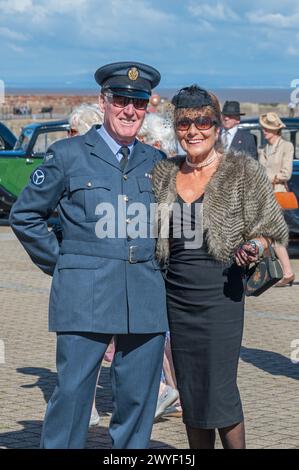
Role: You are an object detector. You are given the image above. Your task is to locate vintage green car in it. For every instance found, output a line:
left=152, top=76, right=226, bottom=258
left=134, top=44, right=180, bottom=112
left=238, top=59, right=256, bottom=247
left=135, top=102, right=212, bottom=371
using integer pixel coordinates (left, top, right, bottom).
left=0, top=122, right=17, bottom=150
left=0, top=120, right=69, bottom=215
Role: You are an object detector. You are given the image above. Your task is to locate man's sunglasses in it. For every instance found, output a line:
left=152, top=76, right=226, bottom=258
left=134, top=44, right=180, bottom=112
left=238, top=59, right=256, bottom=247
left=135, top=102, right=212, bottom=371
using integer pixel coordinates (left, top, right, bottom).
left=105, top=92, right=149, bottom=110
left=175, top=116, right=218, bottom=131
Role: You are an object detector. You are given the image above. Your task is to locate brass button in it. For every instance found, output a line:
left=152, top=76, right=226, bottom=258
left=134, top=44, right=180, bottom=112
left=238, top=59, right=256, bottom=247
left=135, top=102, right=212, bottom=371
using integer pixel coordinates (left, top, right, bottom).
left=124, top=195, right=129, bottom=202
left=123, top=174, right=128, bottom=180
left=87, top=181, right=92, bottom=188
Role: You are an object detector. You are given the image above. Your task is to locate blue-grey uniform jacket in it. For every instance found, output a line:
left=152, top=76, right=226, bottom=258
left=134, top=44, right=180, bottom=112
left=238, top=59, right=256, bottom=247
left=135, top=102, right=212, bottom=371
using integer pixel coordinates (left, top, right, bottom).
left=9, top=125, right=168, bottom=334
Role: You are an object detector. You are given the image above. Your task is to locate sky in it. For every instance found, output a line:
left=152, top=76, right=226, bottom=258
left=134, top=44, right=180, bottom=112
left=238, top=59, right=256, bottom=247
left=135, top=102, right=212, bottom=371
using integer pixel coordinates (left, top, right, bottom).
left=0, top=0, right=298, bottom=90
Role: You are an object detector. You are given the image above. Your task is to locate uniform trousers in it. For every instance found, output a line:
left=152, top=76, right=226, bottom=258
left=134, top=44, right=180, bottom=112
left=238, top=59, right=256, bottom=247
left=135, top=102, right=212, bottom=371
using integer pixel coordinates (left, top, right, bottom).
left=40, top=332, right=165, bottom=449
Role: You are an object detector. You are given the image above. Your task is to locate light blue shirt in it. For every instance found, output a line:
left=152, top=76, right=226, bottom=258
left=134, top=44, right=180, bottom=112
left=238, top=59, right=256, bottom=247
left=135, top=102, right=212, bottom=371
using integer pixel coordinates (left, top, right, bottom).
left=98, top=125, right=135, bottom=162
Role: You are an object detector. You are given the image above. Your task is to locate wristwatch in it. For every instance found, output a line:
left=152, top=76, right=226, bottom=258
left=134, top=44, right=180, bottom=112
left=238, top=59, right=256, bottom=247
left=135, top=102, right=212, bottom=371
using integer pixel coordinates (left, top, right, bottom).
left=249, top=239, right=264, bottom=258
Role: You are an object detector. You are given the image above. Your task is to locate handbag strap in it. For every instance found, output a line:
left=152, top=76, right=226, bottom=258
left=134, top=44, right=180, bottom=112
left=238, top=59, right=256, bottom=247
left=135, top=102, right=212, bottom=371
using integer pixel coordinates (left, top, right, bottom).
left=268, top=243, right=277, bottom=261
left=272, top=180, right=290, bottom=191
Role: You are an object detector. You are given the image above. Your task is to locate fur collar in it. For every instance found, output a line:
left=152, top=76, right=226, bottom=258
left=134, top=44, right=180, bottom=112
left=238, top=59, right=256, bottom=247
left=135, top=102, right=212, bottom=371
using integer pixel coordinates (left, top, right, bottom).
left=152, top=150, right=289, bottom=262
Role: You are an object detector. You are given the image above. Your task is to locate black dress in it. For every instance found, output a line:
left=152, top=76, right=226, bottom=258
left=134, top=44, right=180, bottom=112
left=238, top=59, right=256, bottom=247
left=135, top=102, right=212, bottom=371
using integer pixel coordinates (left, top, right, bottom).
left=166, top=195, right=245, bottom=429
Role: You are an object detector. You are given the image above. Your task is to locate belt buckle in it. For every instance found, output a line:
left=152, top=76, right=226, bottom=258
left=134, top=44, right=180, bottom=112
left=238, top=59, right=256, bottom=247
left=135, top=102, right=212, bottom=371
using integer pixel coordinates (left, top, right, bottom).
left=129, top=246, right=138, bottom=264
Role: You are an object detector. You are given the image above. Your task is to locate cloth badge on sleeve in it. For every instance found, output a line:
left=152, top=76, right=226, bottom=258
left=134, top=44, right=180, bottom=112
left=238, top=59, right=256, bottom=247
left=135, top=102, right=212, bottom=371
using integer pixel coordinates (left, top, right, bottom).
left=31, top=169, right=45, bottom=186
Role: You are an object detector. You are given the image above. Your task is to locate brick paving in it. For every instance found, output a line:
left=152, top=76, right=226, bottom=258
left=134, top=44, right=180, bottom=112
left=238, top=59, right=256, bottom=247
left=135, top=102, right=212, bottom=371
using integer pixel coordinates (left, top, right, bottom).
left=0, top=226, right=299, bottom=449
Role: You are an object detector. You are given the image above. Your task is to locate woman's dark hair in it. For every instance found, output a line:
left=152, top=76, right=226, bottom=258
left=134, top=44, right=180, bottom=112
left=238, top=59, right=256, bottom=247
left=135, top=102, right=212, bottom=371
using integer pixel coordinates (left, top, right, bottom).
left=172, top=85, right=221, bottom=127
left=171, top=85, right=212, bottom=109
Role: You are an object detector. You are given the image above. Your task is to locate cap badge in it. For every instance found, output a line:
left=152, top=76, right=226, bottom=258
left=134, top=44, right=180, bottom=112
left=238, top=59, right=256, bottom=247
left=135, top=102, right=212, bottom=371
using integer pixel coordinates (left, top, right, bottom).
left=128, top=67, right=139, bottom=81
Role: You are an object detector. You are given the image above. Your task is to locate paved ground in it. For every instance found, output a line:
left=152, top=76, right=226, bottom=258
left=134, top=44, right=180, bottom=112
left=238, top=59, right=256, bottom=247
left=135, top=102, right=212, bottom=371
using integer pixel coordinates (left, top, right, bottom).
left=0, top=226, right=299, bottom=449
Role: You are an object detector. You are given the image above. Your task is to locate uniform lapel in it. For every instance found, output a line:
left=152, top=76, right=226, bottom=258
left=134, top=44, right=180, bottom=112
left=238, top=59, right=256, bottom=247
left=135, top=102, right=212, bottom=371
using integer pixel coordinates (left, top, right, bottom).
left=84, top=125, right=121, bottom=170
left=125, top=140, right=148, bottom=174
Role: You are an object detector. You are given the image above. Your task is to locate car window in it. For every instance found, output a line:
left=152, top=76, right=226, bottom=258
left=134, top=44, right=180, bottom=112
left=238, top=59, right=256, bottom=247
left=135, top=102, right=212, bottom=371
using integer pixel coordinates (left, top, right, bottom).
left=0, top=136, right=5, bottom=150
left=248, top=129, right=263, bottom=148
left=281, top=129, right=292, bottom=142
left=32, top=130, right=68, bottom=155
left=14, top=128, right=34, bottom=151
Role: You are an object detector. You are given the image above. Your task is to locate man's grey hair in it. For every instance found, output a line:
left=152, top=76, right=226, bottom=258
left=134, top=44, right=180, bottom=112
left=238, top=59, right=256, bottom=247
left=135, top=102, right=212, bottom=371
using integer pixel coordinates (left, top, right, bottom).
left=138, top=113, right=178, bottom=157
left=69, top=103, right=104, bottom=135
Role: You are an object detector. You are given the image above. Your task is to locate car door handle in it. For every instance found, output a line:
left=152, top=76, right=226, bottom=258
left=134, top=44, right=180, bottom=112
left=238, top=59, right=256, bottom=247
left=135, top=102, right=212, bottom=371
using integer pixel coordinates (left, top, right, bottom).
left=26, top=158, right=34, bottom=164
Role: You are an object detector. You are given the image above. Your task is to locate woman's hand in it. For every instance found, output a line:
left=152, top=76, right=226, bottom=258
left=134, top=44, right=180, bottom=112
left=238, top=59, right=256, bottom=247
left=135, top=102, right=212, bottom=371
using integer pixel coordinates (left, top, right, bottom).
left=234, top=242, right=259, bottom=266
left=273, top=175, right=281, bottom=185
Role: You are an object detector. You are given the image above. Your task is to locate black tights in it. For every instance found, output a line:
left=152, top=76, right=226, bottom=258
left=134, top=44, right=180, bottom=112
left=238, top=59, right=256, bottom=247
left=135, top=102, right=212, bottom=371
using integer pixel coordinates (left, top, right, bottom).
left=186, top=421, right=246, bottom=449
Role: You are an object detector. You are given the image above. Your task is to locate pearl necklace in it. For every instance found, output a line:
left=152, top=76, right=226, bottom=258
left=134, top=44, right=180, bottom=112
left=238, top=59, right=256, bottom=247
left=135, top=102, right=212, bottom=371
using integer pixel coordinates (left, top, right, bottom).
left=185, top=150, right=218, bottom=169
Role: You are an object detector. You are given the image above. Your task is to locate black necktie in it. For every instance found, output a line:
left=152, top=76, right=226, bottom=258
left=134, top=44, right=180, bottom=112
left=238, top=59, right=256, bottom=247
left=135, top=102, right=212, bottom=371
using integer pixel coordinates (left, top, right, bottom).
left=119, top=146, right=130, bottom=171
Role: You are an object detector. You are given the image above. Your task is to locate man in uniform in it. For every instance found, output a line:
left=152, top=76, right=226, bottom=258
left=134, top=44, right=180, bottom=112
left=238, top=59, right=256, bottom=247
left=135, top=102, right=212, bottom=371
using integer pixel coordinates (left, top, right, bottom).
left=9, top=62, right=168, bottom=449
left=221, top=100, right=258, bottom=159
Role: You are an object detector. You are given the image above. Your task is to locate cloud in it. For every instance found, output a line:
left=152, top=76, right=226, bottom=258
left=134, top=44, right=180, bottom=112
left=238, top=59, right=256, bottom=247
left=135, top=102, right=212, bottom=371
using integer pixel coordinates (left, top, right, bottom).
left=246, top=9, right=299, bottom=29
left=0, top=0, right=173, bottom=26
left=287, top=46, right=299, bottom=56
left=0, top=0, right=297, bottom=88
left=0, top=0, right=176, bottom=40
left=0, top=27, right=28, bottom=41
left=7, top=43, right=25, bottom=53
left=75, top=0, right=177, bottom=46
left=188, top=1, right=239, bottom=21
left=0, top=0, right=90, bottom=24
left=0, top=0, right=88, bottom=15
left=285, top=32, right=299, bottom=56
left=108, top=0, right=174, bottom=23
left=197, top=19, right=215, bottom=32
left=0, top=0, right=33, bottom=14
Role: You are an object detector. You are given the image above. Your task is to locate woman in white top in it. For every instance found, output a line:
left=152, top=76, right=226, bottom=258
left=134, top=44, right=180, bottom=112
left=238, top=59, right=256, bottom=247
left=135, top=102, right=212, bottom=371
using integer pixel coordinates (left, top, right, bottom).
left=259, top=112, right=295, bottom=286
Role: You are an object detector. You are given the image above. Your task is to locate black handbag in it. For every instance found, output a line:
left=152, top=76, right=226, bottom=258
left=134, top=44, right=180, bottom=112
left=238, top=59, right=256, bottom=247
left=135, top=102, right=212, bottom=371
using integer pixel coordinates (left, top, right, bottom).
left=245, top=245, right=283, bottom=297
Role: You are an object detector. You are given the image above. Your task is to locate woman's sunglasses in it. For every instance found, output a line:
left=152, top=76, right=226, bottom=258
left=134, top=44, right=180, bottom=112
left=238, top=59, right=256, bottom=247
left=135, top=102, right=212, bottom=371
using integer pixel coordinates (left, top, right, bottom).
left=105, top=92, right=149, bottom=110
left=175, top=116, right=218, bottom=131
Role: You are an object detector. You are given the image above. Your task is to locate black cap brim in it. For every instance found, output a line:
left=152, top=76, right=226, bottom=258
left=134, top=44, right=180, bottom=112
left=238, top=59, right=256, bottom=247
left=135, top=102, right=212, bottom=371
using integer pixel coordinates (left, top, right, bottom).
left=222, top=112, right=246, bottom=116
left=104, top=87, right=150, bottom=100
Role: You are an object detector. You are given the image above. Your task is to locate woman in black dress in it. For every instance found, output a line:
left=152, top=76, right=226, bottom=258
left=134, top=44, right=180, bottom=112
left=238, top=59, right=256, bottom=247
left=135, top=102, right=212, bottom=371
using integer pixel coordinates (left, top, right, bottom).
left=152, top=85, right=288, bottom=449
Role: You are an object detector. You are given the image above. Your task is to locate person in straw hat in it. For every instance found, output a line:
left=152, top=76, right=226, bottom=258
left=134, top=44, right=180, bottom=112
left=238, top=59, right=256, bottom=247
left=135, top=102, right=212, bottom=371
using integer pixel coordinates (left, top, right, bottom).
left=259, top=112, right=295, bottom=286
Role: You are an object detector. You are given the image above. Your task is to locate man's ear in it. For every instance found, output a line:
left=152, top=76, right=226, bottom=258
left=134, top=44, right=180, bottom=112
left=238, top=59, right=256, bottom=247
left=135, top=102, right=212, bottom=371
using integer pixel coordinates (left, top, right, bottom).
left=99, top=94, right=105, bottom=113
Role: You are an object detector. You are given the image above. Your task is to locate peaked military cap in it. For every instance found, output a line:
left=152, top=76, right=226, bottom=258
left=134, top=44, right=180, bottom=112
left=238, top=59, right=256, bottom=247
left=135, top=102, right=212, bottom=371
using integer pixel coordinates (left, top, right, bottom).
left=94, top=61, right=161, bottom=99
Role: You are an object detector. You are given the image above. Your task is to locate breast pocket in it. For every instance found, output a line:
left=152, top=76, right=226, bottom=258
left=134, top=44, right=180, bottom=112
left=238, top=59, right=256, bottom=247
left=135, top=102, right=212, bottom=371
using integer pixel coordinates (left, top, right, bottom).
left=69, top=175, right=112, bottom=222
left=137, top=176, right=156, bottom=224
